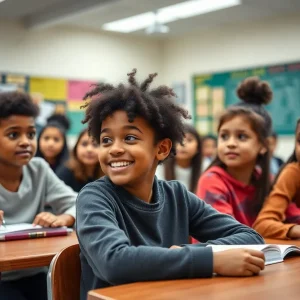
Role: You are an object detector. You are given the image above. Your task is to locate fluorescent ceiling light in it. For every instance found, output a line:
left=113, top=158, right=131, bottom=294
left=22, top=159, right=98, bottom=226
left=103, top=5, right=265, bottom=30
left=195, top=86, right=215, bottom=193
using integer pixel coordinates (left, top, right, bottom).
left=103, top=0, right=241, bottom=33
left=0, top=0, right=6, bottom=3
left=103, top=12, right=155, bottom=33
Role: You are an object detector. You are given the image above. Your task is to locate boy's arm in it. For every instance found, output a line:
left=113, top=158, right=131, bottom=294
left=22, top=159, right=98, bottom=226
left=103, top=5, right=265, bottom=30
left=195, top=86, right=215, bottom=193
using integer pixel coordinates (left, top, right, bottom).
left=76, top=185, right=214, bottom=285
left=188, top=191, right=264, bottom=245
left=43, top=161, right=77, bottom=220
left=196, top=172, right=234, bottom=217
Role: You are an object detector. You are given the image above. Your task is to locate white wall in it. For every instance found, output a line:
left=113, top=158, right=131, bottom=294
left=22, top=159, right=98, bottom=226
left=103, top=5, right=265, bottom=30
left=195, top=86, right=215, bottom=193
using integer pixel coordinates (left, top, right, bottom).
left=162, top=13, right=300, bottom=159
left=0, top=21, right=163, bottom=84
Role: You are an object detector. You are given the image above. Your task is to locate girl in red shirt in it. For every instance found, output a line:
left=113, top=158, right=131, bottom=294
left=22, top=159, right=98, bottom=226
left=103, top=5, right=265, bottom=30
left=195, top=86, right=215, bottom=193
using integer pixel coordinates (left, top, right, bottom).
left=197, top=77, right=272, bottom=227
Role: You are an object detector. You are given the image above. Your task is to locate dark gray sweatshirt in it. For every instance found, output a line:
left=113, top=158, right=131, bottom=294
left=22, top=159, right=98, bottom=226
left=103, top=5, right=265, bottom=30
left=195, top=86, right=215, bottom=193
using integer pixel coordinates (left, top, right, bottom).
left=76, top=176, right=264, bottom=300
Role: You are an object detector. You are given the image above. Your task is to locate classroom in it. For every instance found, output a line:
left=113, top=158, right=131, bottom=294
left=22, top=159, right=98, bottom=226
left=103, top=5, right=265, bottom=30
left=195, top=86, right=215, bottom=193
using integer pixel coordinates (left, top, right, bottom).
left=0, top=0, right=300, bottom=300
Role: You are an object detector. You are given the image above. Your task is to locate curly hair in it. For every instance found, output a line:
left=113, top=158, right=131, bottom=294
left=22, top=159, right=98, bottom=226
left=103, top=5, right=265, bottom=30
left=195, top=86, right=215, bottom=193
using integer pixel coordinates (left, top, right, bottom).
left=0, top=91, right=39, bottom=120
left=82, top=69, right=190, bottom=159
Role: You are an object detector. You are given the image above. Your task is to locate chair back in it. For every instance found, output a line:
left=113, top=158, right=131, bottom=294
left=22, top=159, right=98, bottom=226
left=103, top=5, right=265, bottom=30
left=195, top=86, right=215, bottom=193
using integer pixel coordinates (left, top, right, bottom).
left=47, top=243, right=81, bottom=300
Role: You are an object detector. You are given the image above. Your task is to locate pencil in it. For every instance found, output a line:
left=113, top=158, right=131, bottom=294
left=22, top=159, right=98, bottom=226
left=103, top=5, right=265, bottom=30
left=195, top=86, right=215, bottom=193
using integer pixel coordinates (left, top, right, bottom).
left=2, top=219, right=6, bottom=228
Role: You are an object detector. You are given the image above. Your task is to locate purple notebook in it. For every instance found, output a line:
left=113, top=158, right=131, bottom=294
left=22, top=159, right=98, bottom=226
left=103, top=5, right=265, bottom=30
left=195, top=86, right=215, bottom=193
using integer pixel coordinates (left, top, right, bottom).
left=0, top=224, right=73, bottom=241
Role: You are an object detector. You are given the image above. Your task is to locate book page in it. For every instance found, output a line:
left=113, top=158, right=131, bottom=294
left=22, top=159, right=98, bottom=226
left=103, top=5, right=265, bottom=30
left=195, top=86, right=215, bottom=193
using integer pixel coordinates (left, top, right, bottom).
left=278, top=244, right=300, bottom=258
left=0, top=223, right=42, bottom=234
left=207, top=244, right=271, bottom=252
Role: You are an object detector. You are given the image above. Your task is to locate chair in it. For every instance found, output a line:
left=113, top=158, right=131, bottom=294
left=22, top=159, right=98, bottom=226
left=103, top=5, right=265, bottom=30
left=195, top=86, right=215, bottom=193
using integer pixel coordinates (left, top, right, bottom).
left=47, top=244, right=81, bottom=300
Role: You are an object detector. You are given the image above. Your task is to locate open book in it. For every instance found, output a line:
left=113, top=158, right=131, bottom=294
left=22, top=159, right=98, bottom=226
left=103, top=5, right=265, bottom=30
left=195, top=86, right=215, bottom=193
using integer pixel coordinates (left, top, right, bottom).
left=0, top=223, right=73, bottom=241
left=208, top=244, right=300, bottom=265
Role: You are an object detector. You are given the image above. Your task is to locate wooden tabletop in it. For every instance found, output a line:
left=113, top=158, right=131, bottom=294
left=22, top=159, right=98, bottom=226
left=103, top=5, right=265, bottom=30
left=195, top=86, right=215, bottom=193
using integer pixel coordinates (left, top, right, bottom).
left=265, top=238, right=300, bottom=245
left=0, top=231, right=78, bottom=272
left=88, top=239, right=300, bottom=300
left=88, top=258, right=300, bottom=300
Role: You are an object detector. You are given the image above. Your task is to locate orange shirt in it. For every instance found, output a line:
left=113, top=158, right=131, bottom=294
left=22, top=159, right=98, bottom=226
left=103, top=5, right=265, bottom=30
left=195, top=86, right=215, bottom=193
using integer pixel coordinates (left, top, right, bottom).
left=253, top=162, right=300, bottom=239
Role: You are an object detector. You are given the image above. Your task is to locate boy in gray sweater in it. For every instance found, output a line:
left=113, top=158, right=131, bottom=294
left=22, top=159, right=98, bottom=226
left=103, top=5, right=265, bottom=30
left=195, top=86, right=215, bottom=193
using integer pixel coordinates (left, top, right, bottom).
left=76, top=69, right=265, bottom=300
left=0, top=92, right=77, bottom=300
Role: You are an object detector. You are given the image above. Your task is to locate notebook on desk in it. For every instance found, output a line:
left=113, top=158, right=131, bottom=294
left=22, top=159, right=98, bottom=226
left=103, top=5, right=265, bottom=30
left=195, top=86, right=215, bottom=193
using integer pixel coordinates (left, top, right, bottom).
left=207, top=244, right=300, bottom=265
left=0, top=223, right=73, bottom=241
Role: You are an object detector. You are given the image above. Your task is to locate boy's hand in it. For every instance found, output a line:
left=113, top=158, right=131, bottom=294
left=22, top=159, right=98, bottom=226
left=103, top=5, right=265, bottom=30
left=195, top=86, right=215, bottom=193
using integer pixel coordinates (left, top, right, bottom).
left=213, top=249, right=265, bottom=276
left=33, top=212, right=75, bottom=227
left=170, top=245, right=182, bottom=249
left=0, top=210, right=4, bottom=226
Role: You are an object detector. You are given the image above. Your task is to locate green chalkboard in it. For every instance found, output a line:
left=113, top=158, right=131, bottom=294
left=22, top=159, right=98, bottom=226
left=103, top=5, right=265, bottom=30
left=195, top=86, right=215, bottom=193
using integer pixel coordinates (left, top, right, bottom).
left=193, top=62, right=300, bottom=135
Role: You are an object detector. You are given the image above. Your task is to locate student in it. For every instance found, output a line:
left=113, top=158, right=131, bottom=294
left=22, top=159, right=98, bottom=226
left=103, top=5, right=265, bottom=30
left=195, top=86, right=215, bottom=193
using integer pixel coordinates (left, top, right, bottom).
left=201, top=134, right=217, bottom=171
left=35, top=114, right=70, bottom=173
left=197, top=77, right=272, bottom=227
left=76, top=69, right=265, bottom=300
left=269, top=131, right=284, bottom=177
left=0, top=92, right=77, bottom=300
left=253, top=119, right=300, bottom=239
left=157, top=123, right=202, bottom=193
left=56, top=128, right=104, bottom=192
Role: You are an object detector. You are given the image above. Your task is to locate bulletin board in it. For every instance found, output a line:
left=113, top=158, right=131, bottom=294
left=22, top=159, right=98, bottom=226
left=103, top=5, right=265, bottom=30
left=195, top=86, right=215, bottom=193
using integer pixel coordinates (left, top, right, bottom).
left=0, top=73, right=97, bottom=136
left=193, top=61, right=300, bottom=135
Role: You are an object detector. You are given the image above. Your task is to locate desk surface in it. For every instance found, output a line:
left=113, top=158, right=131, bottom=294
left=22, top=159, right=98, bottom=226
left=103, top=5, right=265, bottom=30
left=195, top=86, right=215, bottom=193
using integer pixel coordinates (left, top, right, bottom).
left=88, top=239, right=300, bottom=300
left=0, top=231, right=78, bottom=272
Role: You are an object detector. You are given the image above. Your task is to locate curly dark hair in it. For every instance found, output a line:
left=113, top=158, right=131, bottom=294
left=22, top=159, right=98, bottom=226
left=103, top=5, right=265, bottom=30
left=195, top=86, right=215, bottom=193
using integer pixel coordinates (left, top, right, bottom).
left=82, top=69, right=190, bottom=159
left=0, top=91, right=39, bottom=119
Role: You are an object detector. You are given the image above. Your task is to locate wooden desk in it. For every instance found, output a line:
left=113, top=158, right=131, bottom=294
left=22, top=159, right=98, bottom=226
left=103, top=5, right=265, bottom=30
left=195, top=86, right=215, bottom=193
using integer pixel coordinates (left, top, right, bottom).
left=265, top=238, right=300, bottom=245
left=88, top=239, right=300, bottom=300
left=0, top=232, right=78, bottom=272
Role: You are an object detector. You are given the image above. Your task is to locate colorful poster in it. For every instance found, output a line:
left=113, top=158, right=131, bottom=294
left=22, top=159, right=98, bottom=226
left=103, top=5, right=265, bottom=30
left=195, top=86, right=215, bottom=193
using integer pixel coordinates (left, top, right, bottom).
left=67, top=111, right=86, bottom=136
left=68, top=101, right=84, bottom=111
left=196, top=103, right=209, bottom=117
left=5, top=74, right=28, bottom=91
left=68, top=80, right=96, bottom=102
left=196, top=120, right=210, bottom=135
left=30, top=77, right=67, bottom=100
left=0, top=72, right=100, bottom=136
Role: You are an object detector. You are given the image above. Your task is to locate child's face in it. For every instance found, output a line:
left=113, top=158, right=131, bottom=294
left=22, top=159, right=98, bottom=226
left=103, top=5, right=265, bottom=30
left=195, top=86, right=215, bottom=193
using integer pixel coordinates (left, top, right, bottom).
left=39, top=127, right=64, bottom=159
left=0, top=115, right=37, bottom=167
left=176, top=133, right=198, bottom=162
left=217, top=116, right=266, bottom=170
left=76, top=132, right=99, bottom=166
left=202, top=138, right=217, bottom=158
left=98, top=110, right=170, bottom=188
left=295, top=124, right=300, bottom=162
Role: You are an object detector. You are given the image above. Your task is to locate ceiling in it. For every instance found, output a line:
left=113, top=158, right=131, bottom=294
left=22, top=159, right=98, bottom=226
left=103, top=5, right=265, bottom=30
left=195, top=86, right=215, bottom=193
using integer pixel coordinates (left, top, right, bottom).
left=1, top=0, right=300, bottom=37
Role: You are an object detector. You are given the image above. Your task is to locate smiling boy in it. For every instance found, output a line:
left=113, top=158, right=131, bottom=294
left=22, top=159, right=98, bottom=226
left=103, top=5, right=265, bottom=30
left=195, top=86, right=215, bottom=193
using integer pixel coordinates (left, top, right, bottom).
left=76, top=69, right=265, bottom=300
